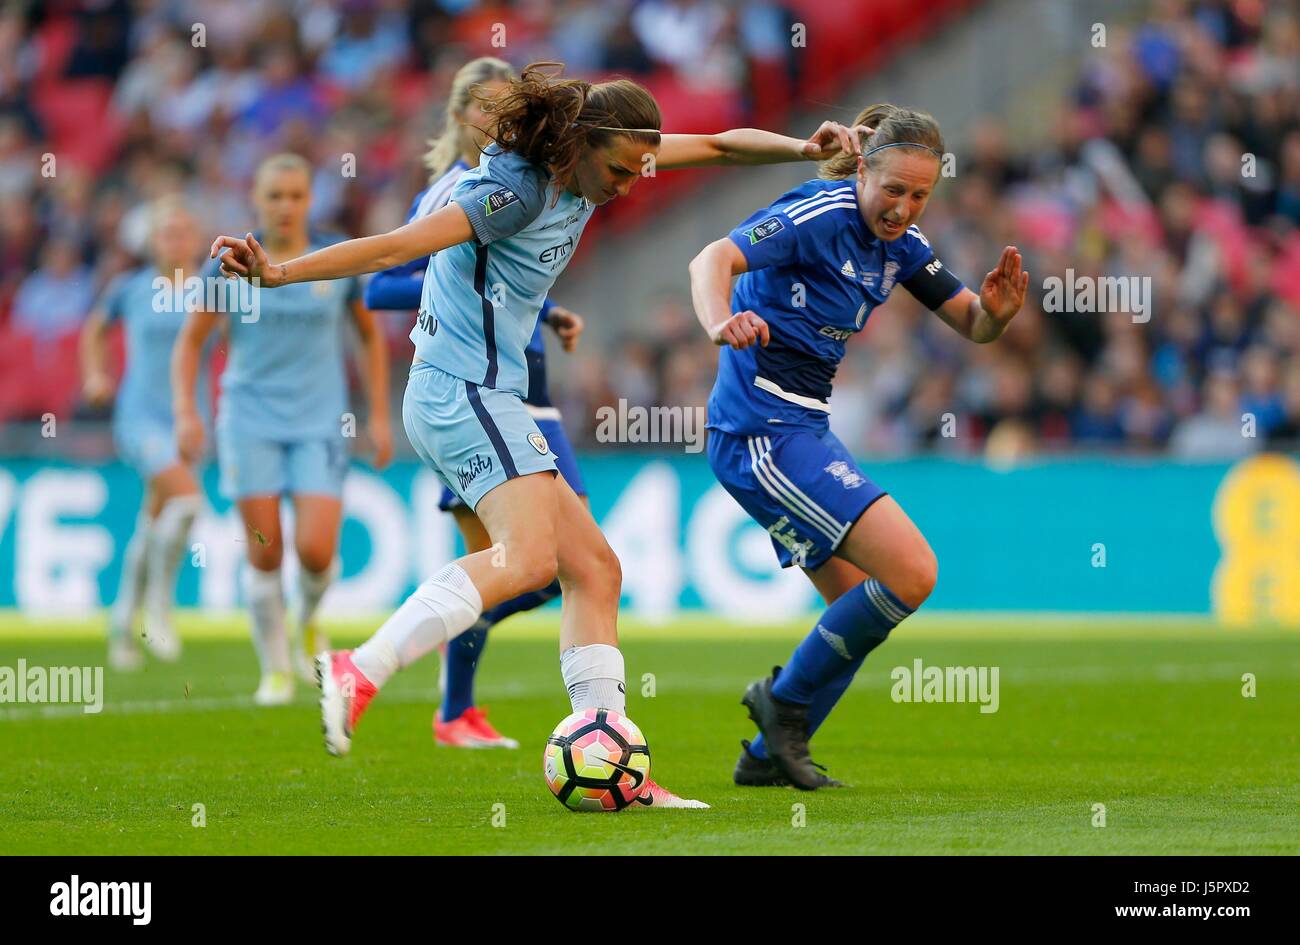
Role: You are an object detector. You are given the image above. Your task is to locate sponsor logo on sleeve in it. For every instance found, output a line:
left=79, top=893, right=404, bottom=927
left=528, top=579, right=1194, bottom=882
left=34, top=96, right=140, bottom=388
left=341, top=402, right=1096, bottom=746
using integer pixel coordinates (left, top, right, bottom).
left=481, top=188, right=520, bottom=216
left=743, top=216, right=785, bottom=245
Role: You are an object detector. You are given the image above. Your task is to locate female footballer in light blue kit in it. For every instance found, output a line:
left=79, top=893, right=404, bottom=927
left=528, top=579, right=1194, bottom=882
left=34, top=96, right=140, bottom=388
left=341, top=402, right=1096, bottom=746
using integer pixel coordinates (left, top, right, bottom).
left=81, top=197, right=208, bottom=671
left=212, top=63, right=864, bottom=807
left=174, top=153, right=393, bottom=706
left=366, top=57, right=590, bottom=750
left=690, top=104, right=1027, bottom=790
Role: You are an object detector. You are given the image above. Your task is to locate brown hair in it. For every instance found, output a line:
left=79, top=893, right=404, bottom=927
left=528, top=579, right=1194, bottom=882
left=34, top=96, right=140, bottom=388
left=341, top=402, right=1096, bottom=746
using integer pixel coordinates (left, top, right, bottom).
left=424, top=56, right=516, bottom=180
left=479, top=62, right=661, bottom=192
left=821, top=103, right=944, bottom=180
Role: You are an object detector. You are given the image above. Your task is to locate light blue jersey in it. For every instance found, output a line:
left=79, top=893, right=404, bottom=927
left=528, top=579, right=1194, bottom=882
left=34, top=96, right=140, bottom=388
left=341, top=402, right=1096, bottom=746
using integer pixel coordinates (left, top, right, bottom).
left=204, top=234, right=362, bottom=441
left=101, top=266, right=210, bottom=477
left=411, top=145, right=595, bottom=396
left=102, top=265, right=209, bottom=426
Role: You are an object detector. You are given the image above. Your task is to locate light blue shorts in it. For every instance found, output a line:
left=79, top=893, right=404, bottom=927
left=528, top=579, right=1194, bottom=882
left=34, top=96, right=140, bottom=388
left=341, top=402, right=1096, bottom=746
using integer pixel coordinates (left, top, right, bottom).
left=114, top=415, right=182, bottom=481
left=216, top=423, right=350, bottom=500
left=404, top=361, right=558, bottom=510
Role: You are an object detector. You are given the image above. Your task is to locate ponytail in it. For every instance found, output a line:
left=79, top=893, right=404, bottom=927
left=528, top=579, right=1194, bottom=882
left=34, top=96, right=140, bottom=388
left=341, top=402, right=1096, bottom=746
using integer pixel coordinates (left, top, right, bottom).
left=482, top=62, right=661, bottom=195
left=820, top=103, right=945, bottom=180
left=424, top=56, right=516, bottom=181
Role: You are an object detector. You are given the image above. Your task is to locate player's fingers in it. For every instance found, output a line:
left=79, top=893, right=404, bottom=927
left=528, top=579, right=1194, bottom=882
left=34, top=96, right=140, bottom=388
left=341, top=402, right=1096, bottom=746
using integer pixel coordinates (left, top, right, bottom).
left=246, top=233, right=269, bottom=266
left=754, top=316, right=771, bottom=347
left=210, top=235, right=245, bottom=259
left=832, top=122, right=854, bottom=156
left=220, top=254, right=250, bottom=277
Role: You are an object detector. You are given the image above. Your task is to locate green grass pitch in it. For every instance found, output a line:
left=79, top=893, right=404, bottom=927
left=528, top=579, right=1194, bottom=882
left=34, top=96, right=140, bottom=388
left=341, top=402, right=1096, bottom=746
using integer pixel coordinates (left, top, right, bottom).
left=1, top=613, right=1297, bottom=855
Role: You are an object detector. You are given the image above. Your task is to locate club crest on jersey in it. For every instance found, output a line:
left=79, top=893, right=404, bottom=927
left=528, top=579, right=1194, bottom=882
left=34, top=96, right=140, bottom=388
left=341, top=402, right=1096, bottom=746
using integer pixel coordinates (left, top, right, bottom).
left=528, top=432, right=549, bottom=455
left=481, top=188, right=519, bottom=216
left=824, top=460, right=866, bottom=489
left=744, top=217, right=784, bottom=245
left=880, top=260, right=901, bottom=295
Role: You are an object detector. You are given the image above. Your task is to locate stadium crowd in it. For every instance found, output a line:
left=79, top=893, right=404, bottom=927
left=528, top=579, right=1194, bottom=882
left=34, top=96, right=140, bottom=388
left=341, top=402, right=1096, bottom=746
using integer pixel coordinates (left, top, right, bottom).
left=1, top=0, right=1297, bottom=459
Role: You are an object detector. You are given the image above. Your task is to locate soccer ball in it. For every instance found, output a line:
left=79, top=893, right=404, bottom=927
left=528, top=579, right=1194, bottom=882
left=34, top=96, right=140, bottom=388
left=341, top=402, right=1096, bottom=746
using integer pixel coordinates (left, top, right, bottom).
left=543, top=708, right=651, bottom=812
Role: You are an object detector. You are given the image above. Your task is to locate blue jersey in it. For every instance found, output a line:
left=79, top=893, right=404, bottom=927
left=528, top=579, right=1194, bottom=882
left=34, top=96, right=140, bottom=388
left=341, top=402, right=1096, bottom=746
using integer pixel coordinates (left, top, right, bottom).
left=368, top=159, right=556, bottom=407
left=410, top=144, right=594, bottom=398
left=204, top=233, right=362, bottom=440
left=708, top=179, right=965, bottom=436
left=100, top=265, right=210, bottom=426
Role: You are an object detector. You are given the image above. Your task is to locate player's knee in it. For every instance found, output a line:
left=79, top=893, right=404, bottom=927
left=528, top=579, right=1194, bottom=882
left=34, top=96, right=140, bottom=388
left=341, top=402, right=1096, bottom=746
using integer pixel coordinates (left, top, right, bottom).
left=560, top=536, right=621, bottom=597
left=247, top=540, right=283, bottom=571
left=893, top=545, right=938, bottom=610
left=296, top=543, right=334, bottom=574
left=511, top=543, right=559, bottom=594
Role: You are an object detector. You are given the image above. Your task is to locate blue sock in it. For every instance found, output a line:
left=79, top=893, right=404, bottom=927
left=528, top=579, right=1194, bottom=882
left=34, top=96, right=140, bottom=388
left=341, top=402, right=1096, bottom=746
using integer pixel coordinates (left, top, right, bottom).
left=441, top=579, right=561, bottom=721
left=442, top=625, right=487, bottom=720
left=751, top=579, right=911, bottom=761
left=481, top=578, right=560, bottom=626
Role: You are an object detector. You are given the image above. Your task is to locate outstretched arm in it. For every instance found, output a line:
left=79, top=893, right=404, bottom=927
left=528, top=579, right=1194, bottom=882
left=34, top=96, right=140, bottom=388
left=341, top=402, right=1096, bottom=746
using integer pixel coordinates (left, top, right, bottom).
left=211, top=203, right=475, bottom=288
left=933, top=246, right=1028, bottom=344
left=657, top=121, right=869, bottom=170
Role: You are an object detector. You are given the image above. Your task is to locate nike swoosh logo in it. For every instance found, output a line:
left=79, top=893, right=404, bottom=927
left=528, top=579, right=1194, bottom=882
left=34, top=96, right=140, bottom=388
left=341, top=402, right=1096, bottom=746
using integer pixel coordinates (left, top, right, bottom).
left=600, top=756, right=646, bottom=790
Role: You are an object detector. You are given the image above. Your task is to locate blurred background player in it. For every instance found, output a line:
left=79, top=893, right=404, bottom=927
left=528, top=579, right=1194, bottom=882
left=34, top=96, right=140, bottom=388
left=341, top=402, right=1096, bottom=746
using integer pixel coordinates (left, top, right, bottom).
left=365, top=57, right=590, bottom=750
left=173, top=153, right=393, bottom=706
left=80, top=196, right=207, bottom=671
left=690, top=104, right=1027, bottom=789
left=211, top=63, right=862, bottom=806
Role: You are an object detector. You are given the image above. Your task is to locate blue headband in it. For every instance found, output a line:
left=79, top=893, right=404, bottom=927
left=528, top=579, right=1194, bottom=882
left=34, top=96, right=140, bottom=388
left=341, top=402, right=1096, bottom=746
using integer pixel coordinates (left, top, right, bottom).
left=863, top=141, right=942, bottom=158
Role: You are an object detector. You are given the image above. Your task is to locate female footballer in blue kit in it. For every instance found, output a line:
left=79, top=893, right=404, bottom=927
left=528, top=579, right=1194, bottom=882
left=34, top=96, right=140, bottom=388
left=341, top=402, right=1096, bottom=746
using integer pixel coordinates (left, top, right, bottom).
left=81, top=197, right=208, bottom=670
left=173, top=153, right=393, bottom=706
left=690, top=104, right=1028, bottom=790
left=366, top=58, right=590, bottom=750
left=211, top=62, right=865, bottom=807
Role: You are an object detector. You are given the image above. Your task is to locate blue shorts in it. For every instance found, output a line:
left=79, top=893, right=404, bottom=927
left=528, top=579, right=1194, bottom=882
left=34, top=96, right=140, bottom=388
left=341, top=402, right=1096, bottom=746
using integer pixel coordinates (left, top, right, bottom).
left=405, top=361, right=558, bottom=510
left=707, top=428, right=887, bottom=570
left=438, top=411, right=584, bottom=511
left=114, top=415, right=181, bottom=481
left=216, top=423, right=350, bottom=500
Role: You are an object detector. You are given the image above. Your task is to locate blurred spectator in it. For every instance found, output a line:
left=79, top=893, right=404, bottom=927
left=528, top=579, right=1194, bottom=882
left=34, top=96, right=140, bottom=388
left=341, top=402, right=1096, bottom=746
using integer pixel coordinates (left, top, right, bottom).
left=1169, top=369, right=1258, bottom=459
left=0, top=0, right=1295, bottom=464
left=11, top=239, right=96, bottom=340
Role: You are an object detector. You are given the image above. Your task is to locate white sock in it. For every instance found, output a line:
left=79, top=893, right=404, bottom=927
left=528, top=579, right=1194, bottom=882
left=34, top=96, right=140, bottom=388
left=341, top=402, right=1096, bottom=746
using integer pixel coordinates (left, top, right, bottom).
left=111, top=512, right=153, bottom=638
left=144, top=495, right=201, bottom=627
left=560, top=643, right=626, bottom=714
left=297, top=557, right=339, bottom=627
left=352, top=562, right=482, bottom=688
left=242, top=565, right=289, bottom=675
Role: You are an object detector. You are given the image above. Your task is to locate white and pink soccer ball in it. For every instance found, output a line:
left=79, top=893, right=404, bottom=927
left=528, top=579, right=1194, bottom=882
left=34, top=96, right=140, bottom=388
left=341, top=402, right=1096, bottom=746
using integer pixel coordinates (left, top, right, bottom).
left=543, top=708, right=651, bottom=812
